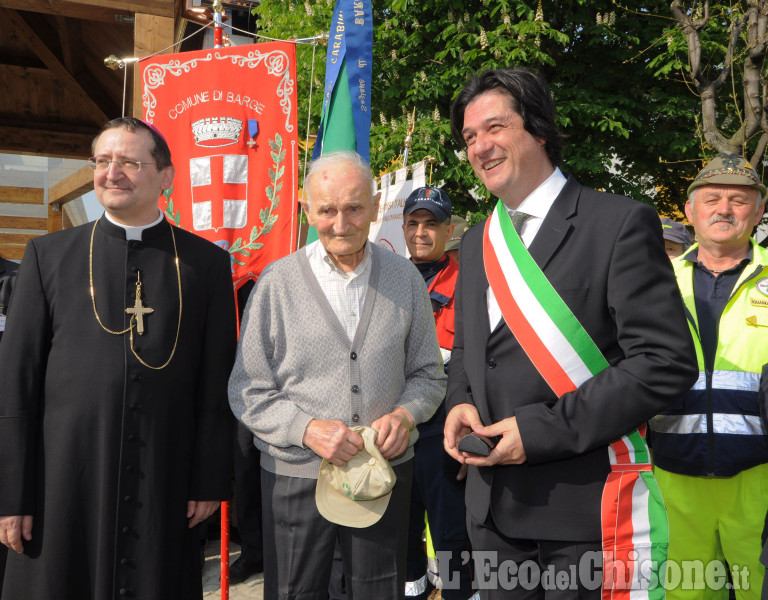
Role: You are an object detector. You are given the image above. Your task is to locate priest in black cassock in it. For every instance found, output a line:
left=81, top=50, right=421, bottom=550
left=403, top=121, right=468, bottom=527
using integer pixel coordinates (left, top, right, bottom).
left=0, top=117, right=237, bottom=600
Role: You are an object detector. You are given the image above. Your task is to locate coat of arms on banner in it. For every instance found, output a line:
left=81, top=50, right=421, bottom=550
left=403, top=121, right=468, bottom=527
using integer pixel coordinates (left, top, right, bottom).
left=141, top=43, right=298, bottom=289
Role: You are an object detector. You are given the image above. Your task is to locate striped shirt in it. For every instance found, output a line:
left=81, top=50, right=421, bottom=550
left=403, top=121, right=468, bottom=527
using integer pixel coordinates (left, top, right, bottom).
left=305, top=240, right=373, bottom=341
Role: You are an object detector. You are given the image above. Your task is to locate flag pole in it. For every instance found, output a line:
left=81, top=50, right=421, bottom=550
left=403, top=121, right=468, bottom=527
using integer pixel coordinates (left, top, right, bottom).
left=402, top=107, right=416, bottom=169
left=213, top=0, right=224, bottom=48
left=220, top=500, right=230, bottom=599
left=211, top=8, right=229, bottom=594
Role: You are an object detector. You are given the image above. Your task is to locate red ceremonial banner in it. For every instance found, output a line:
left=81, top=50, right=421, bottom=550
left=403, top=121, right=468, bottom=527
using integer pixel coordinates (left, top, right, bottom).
left=141, top=43, right=299, bottom=289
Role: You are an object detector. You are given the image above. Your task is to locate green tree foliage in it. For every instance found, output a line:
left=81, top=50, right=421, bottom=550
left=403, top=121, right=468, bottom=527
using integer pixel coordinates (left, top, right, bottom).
left=253, top=0, right=701, bottom=217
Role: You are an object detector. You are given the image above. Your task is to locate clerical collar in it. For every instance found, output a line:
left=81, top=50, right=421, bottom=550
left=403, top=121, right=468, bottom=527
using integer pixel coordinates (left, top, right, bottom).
left=103, top=210, right=164, bottom=241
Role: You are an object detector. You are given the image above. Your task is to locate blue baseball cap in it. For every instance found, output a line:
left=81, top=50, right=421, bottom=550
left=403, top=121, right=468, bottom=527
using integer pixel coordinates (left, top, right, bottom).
left=404, top=186, right=452, bottom=223
left=660, top=217, right=692, bottom=249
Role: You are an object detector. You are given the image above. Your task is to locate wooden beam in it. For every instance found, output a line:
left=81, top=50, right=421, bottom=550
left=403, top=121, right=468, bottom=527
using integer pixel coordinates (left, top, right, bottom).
left=67, top=69, right=122, bottom=122
left=0, top=0, right=172, bottom=20
left=48, top=202, right=63, bottom=233
left=63, top=208, right=74, bottom=229
left=56, top=15, right=83, bottom=75
left=132, top=12, right=175, bottom=117
left=2, top=8, right=109, bottom=123
left=175, top=10, right=188, bottom=44
left=0, top=56, right=44, bottom=69
left=0, top=232, right=39, bottom=245
left=0, top=125, right=96, bottom=159
left=78, top=0, right=174, bottom=19
left=49, top=166, right=94, bottom=206
left=0, top=244, right=26, bottom=260
left=0, top=187, right=44, bottom=205
left=0, top=216, right=48, bottom=230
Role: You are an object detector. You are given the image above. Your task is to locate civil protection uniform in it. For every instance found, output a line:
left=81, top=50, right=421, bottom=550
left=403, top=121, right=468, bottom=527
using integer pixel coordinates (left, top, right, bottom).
left=406, top=255, right=474, bottom=600
left=650, top=241, right=768, bottom=600
left=431, top=256, right=459, bottom=350
left=761, top=364, right=768, bottom=600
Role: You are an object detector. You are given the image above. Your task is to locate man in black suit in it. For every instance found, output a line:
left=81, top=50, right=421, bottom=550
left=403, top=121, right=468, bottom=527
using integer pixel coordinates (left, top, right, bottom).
left=443, top=68, right=698, bottom=599
left=0, top=253, right=19, bottom=596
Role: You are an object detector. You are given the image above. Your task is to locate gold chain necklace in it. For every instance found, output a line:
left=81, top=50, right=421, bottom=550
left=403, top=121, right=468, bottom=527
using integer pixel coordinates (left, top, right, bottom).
left=89, top=218, right=183, bottom=370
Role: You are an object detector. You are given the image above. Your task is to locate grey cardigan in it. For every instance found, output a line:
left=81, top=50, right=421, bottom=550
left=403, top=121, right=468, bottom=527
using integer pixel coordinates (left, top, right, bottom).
left=228, top=243, right=446, bottom=478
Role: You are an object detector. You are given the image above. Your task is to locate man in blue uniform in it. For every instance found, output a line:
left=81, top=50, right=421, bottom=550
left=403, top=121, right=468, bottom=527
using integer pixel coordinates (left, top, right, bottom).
left=402, top=186, right=473, bottom=600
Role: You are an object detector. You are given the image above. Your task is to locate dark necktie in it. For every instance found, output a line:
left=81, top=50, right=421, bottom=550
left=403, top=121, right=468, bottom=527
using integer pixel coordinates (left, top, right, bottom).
left=511, top=210, right=531, bottom=235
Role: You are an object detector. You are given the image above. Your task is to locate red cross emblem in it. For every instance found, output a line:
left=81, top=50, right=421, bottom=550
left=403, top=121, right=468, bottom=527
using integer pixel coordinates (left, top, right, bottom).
left=190, top=154, right=248, bottom=231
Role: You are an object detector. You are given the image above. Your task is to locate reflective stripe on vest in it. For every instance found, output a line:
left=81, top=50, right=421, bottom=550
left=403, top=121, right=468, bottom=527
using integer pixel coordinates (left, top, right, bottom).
left=650, top=413, right=765, bottom=435
left=651, top=245, right=768, bottom=476
left=405, top=575, right=428, bottom=597
left=649, top=369, right=765, bottom=436
left=691, top=370, right=760, bottom=392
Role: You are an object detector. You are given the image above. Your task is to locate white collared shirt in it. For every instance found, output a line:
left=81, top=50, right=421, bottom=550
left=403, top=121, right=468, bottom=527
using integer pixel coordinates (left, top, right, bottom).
left=104, top=210, right=164, bottom=241
left=487, top=167, right=567, bottom=330
left=305, top=240, right=373, bottom=341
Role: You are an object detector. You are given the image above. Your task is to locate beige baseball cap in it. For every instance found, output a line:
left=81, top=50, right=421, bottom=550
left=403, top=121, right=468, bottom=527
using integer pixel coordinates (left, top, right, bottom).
left=315, top=426, right=397, bottom=528
left=445, top=215, right=469, bottom=252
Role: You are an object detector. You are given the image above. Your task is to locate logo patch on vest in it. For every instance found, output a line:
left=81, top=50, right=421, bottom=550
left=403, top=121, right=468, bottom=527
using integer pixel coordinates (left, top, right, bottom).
left=756, top=277, right=768, bottom=297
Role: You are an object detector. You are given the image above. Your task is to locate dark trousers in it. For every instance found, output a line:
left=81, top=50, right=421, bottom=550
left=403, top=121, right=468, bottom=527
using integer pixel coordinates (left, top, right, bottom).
left=262, top=460, right=413, bottom=600
left=468, top=512, right=602, bottom=600
left=406, top=433, right=473, bottom=600
left=0, top=544, right=5, bottom=598
left=233, top=422, right=263, bottom=562
left=328, top=540, right=347, bottom=600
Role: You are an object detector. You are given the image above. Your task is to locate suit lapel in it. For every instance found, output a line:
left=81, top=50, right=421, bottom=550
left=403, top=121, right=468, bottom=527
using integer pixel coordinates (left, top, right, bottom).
left=464, top=223, right=494, bottom=344
left=527, top=174, right=580, bottom=271
left=479, top=286, right=493, bottom=339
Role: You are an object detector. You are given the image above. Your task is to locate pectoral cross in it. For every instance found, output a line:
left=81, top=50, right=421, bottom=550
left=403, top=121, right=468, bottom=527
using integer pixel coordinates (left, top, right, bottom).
left=125, top=273, right=154, bottom=335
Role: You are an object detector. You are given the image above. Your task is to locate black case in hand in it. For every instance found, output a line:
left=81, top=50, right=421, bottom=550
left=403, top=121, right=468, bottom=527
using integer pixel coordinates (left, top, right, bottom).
left=457, top=433, right=493, bottom=456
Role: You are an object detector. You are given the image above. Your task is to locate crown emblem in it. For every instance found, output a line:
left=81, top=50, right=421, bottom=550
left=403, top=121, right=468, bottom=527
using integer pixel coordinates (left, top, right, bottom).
left=191, top=117, right=243, bottom=147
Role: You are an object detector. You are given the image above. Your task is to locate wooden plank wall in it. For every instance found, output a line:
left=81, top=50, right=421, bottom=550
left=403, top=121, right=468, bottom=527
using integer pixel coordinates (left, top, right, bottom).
left=0, top=186, right=45, bottom=259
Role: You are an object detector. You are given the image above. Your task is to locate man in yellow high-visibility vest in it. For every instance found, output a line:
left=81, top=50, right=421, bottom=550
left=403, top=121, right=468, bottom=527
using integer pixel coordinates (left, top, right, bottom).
left=651, top=153, right=768, bottom=600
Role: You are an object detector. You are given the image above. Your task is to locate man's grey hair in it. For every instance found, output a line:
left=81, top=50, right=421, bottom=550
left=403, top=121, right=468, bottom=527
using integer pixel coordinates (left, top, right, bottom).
left=304, top=151, right=374, bottom=210
left=689, top=186, right=765, bottom=209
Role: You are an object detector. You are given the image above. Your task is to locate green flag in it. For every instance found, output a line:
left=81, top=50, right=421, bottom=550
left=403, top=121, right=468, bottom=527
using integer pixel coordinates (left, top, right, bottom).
left=319, top=61, right=356, bottom=153
left=305, top=60, right=356, bottom=245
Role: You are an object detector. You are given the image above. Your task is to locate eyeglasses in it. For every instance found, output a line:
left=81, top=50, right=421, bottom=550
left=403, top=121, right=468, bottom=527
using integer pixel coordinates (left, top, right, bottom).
left=88, top=158, right=156, bottom=173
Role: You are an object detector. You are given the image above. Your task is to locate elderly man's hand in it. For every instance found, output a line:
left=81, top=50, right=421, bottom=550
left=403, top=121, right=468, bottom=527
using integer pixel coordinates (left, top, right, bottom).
left=0, top=515, right=33, bottom=554
left=303, top=419, right=365, bottom=465
left=371, top=407, right=414, bottom=459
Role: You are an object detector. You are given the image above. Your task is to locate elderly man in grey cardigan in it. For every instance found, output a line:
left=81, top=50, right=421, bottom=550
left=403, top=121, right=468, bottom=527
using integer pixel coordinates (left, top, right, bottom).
left=229, top=150, right=446, bottom=600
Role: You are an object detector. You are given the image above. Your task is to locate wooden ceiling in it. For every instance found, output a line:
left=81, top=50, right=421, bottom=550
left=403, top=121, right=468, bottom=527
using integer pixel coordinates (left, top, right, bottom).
left=0, top=0, right=177, bottom=159
left=0, top=0, right=260, bottom=259
left=0, top=0, right=183, bottom=259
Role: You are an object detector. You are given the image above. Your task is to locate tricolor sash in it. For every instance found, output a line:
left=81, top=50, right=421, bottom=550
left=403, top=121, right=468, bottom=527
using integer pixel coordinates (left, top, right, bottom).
left=483, top=200, right=667, bottom=600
